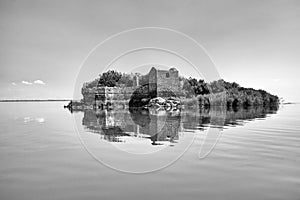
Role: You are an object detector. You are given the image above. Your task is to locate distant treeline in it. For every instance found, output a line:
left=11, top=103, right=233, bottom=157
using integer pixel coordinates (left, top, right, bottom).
left=0, top=99, right=71, bottom=102
left=83, top=70, right=279, bottom=108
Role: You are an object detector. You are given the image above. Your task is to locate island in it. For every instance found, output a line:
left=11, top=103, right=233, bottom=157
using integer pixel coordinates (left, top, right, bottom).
left=65, top=67, right=279, bottom=111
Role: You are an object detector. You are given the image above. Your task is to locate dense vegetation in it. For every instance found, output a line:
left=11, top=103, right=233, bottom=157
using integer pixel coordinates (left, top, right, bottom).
left=83, top=70, right=279, bottom=108
left=83, top=70, right=146, bottom=88
left=209, top=79, right=279, bottom=107
left=181, top=77, right=210, bottom=97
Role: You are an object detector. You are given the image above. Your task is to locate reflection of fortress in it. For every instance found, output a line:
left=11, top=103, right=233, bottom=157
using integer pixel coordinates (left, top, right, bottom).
left=82, top=108, right=181, bottom=145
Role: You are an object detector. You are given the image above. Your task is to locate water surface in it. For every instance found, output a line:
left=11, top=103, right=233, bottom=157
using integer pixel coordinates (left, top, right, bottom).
left=0, top=102, right=299, bottom=200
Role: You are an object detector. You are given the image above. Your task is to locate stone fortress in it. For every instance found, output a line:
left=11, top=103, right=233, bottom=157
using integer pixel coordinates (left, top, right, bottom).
left=80, top=67, right=180, bottom=109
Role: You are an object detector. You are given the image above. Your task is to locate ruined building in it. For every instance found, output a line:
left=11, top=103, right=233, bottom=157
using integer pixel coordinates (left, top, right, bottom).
left=81, top=67, right=180, bottom=108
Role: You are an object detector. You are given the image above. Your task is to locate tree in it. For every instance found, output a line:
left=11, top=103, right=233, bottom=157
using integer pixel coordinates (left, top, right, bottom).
left=98, top=70, right=122, bottom=87
left=139, top=74, right=149, bottom=86
left=84, top=78, right=99, bottom=88
left=182, top=79, right=193, bottom=97
left=118, top=73, right=134, bottom=87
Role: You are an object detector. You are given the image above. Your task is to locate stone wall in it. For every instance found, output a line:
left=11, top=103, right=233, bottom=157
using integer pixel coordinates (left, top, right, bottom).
left=82, top=86, right=138, bottom=107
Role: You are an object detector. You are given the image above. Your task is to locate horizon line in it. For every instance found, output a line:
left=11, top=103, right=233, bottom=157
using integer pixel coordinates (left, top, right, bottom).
left=0, top=99, right=71, bottom=102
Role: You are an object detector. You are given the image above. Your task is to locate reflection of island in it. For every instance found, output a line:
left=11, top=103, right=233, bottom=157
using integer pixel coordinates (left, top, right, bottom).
left=80, top=105, right=278, bottom=145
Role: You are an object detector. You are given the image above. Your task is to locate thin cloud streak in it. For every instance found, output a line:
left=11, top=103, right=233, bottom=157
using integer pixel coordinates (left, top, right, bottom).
left=22, top=81, right=33, bottom=85
left=20, top=80, right=46, bottom=85
left=34, top=80, right=46, bottom=85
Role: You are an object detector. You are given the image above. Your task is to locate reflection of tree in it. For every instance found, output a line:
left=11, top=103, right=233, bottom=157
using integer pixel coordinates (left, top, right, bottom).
left=181, top=108, right=211, bottom=130
left=181, top=105, right=278, bottom=129
left=224, top=105, right=278, bottom=126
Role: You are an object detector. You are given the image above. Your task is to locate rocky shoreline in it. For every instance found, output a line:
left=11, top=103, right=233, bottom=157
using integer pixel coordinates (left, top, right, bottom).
left=64, top=96, right=182, bottom=111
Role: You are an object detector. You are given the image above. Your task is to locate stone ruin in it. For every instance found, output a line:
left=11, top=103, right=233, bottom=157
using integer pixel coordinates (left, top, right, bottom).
left=79, top=67, right=180, bottom=109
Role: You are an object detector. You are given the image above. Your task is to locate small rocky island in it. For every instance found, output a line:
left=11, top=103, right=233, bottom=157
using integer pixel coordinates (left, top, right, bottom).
left=66, top=67, right=279, bottom=111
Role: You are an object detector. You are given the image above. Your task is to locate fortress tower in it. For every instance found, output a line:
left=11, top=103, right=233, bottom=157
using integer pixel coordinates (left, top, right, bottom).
left=148, top=67, right=180, bottom=97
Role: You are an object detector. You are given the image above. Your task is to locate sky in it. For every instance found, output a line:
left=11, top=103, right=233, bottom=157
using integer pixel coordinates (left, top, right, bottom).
left=0, top=0, right=300, bottom=101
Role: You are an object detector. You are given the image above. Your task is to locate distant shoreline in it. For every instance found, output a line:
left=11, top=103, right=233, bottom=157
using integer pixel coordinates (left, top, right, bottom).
left=282, top=102, right=297, bottom=105
left=0, top=99, right=71, bottom=102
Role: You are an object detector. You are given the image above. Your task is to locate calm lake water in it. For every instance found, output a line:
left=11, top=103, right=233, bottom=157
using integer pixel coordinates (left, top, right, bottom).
left=0, top=102, right=299, bottom=200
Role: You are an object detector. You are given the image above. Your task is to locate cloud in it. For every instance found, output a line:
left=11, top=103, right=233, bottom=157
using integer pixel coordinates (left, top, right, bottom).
left=23, top=117, right=45, bottom=124
left=20, top=80, right=46, bottom=85
left=34, top=80, right=45, bottom=85
left=22, top=81, right=33, bottom=85
left=35, top=117, right=45, bottom=123
left=11, top=82, right=17, bottom=86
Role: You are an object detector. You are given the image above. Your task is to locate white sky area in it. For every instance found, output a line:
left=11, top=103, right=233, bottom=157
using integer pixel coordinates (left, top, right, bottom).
left=1, top=0, right=300, bottom=101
